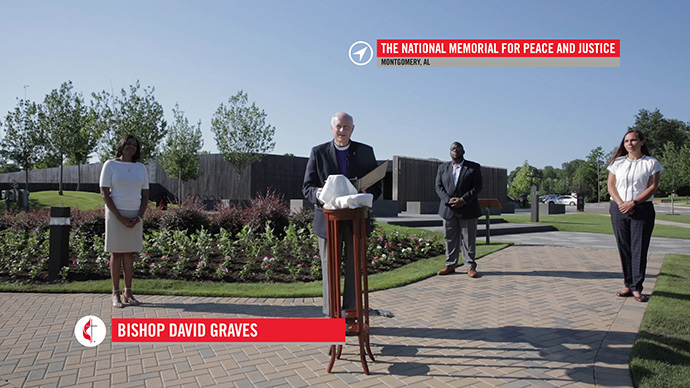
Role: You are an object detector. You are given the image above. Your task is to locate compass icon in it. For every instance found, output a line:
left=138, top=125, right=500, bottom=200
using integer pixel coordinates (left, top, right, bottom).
left=349, top=41, right=373, bottom=66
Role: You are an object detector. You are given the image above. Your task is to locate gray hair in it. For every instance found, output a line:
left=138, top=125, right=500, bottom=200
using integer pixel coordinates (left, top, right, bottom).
left=331, top=112, right=353, bottom=127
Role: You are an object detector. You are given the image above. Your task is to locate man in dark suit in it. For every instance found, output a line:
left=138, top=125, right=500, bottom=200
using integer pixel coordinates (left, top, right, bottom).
left=435, top=142, right=483, bottom=278
left=302, top=112, right=382, bottom=317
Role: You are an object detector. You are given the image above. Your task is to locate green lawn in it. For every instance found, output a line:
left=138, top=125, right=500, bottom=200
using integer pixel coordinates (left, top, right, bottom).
left=630, top=253, right=690, bottom=388
left=500, top=212, right=690, bottom=239
left=27, top=190, right=160, bottom=211
left=656, top=214, right=690, bottom=224
left=28, top=190, right=105, bottom=211
left=654, top=195, right=690, bottom=204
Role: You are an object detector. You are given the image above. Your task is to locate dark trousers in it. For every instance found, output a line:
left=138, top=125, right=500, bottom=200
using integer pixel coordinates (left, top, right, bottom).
left=609, top=201, right=655, bottom=292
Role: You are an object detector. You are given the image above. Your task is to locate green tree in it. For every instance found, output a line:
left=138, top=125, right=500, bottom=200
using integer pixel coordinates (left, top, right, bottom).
left=509, top=161, right=538, bottom=200
left=680, top=144, right=690, bottom=201
left=0, top=161, right=20, bottom=174
left=657, top=141, right=684, bottom=214
left=0, top=99, right=42, bottom=188
left=70, top=106, right=100, bottom=191
left=539, top=165, right=558, bottom=194
left=39, top=81, right=95, bottom=194
left=572, top=159, right=594, bottom=199
left=0, top=151, right=20, bottom=173
left=211, top=90, right=275, bottom=173
left=92, top=80, right=167, bottom=162
left=159, top=104, right=204, bottom=202
left=507, top=166, right=519, bottom=190
left=628, top=109, right=689, bottom=156
left=586, top=146, right=606, bottom=203
left=39, top=83, right=70, bottom=194
left=34, top=152, right=62, bottom=169
left=558, top=160, right=585, bottom=195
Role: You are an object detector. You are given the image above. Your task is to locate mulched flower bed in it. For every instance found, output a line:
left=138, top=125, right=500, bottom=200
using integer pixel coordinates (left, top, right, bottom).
left=0, top=196, right=444, bottom=284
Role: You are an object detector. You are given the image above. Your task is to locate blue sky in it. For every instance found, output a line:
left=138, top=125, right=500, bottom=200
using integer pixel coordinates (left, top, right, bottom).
left=1, top=1, right=688, bottom=171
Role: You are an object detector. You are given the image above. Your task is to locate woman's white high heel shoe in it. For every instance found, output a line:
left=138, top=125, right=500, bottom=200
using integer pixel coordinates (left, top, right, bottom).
left=122, top=288, right=140, bottom=306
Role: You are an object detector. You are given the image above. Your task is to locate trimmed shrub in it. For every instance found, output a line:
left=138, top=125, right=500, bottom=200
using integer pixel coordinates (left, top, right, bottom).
left=71, top=209, right=105, bottom=238
left=142, top=204, right=165, bottom=232
left=209, top=203, right=244, bottom=236
left=0, top=211, right=11, bottom=232
left=1, top=208, right=50, bottom=233
left=290, top=207, right=314, bottom=233
left=159, top=200, right=209, bottom=234
left=243, top=190, right=290, bottom=236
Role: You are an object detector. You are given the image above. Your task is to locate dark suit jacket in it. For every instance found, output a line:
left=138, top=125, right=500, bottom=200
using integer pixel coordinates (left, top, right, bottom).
left=302, top=141, right=382, bottom=238
left=435, top=159, right=483, bottom=220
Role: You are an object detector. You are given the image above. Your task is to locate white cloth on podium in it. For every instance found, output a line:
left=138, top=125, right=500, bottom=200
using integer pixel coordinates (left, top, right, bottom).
left=318, top=174, right=373, bottom=210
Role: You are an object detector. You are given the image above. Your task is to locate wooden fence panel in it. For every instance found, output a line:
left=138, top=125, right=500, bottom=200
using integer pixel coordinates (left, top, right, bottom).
left=392, top=156, right=507, bottom=210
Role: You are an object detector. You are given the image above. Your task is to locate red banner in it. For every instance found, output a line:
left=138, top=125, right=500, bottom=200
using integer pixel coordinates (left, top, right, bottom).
left=112, top=318, right=345, bottom=343
left=377, top=39, right=619, bottom=57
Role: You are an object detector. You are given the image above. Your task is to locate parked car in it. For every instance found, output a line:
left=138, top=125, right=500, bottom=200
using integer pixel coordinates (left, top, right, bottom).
left=556, top=195, right=578, bottom=206
left=539, top=194, right=559, bottom=204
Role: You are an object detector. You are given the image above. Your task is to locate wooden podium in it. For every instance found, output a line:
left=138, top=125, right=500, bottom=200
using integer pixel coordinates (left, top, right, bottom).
left=323, top=207, right=375, bottom=374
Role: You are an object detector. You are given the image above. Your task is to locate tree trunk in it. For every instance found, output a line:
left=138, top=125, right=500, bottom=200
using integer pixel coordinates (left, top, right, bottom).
left=59, top=159, right=64, bottom=195
left=178, top=169, right=182, bottom=204
left=76, top=163, right=81, bottom=191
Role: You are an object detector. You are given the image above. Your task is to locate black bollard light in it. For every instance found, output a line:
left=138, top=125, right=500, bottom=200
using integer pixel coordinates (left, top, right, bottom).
left=48, top=206, right=71, bottom=281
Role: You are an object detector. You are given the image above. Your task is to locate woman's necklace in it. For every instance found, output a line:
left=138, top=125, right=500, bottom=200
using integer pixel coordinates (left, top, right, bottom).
left=117, top=157, right=132, bottom=172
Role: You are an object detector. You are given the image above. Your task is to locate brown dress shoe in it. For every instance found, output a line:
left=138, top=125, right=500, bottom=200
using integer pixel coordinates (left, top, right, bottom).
left=633, top=292, right=648, bottom=303
left=616, top=289, right=632, bottom=297
left=437, top=266, right=455, bottom=275
left=468, top=269, right=478, bottom=278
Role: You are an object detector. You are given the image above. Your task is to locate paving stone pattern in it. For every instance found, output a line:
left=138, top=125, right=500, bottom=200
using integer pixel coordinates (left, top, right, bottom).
left=0, top=239, right=665, bottom=387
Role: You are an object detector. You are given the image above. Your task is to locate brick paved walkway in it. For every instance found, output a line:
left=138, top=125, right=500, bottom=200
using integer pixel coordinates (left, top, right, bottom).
left=0, top=238, right=665, bottom=387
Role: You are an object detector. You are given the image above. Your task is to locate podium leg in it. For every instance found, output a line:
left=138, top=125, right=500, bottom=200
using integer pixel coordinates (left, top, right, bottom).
left=323, top=209, right=375, bottom=374
left=353, top=217, right=371, bottom=374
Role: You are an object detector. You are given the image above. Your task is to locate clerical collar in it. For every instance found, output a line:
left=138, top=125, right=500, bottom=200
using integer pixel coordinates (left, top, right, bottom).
left=334, top=142, right=350, bottom=151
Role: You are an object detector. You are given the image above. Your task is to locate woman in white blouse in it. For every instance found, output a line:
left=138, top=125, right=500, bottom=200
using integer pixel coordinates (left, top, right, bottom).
left=99, top=135, right=149, bottom=308
left=607, top=130, right=663, bottom=303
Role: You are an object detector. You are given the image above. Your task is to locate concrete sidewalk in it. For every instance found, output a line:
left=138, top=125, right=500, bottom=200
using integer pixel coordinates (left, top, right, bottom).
left=0, top=230, right=680, bottom=388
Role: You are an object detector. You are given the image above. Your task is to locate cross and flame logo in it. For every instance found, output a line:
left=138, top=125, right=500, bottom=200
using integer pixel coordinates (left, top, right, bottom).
left=75, top=316, right=106, bottom=347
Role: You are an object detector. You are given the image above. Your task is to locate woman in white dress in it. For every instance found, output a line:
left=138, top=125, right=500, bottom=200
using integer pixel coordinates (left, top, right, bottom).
left=99, top=135, right=149, bottom=308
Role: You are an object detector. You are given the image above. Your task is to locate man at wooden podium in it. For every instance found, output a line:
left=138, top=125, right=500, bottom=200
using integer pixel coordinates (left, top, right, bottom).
left=435, top=141, right=483, bottom=278
left=302, top=112, right=382, bottom=318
